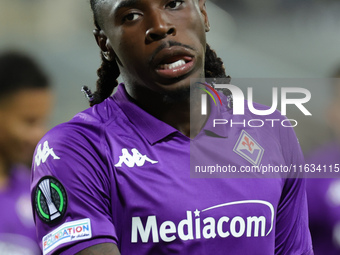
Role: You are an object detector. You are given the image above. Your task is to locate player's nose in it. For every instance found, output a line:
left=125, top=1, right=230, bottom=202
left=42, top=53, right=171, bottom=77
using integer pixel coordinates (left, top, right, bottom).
left=145, top=11, right=176, bottom=43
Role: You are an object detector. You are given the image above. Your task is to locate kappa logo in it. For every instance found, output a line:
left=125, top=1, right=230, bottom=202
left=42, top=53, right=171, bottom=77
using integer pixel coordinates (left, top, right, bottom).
left=115, top=148, right=158, bottom=168
left=35, top=141, right=60, bottom=167
left=233, top=130, right=264, bottom=166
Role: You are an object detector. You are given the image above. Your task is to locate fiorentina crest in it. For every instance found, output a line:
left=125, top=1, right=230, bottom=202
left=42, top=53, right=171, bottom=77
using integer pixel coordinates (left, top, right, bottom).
left=233, top=130, right=264, bottom=166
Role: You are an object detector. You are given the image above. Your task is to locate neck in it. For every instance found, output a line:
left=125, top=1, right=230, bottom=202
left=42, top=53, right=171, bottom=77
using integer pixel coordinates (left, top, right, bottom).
left=126, top=85, right=208, bottom=138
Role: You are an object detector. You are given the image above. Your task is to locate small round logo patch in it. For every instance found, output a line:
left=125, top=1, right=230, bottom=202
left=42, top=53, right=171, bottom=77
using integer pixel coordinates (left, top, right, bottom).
left=34, top=176, right=67, bottom=224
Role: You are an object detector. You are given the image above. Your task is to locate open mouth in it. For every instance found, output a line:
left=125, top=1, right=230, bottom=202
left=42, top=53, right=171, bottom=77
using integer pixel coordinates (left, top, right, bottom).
left=157, top=56, right=192, bottom=70
left=150, top=45, right=196, bottom=80
left=155, top=54, right=195, bottom=79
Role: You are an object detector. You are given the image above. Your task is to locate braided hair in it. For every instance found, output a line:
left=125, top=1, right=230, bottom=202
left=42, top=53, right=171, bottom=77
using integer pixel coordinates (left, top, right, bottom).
left=88, top=0, right=230, bottom=107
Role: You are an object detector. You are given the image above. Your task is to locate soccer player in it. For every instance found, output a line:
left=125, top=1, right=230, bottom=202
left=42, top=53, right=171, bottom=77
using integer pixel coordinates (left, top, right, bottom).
left=0, top=51, right=53, bottom=254
left=31, top=0, right=313, bottom=254
left=306, top=68, right=340, bottom=255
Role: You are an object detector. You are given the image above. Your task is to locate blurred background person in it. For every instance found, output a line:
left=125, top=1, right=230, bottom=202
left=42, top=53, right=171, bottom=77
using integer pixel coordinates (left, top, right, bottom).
left=0, top=51, right=53, bottom=254
left=306, top=67, right=340, bottom=255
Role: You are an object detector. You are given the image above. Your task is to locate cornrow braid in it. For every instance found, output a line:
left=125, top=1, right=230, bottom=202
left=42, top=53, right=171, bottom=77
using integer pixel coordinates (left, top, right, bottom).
left=88, top=0, right=120, bottom=106
left=90, top=53, right=120, bottom=106
left=204, top=44, right=232, bottom=99
left=204, top=44, right=227, bottom=79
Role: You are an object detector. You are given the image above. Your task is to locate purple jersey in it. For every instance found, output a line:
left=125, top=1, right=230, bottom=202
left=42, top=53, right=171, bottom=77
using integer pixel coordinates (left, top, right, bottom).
left=31, top=84, right=313, bottom=255
left=306, top=143, right=340, bottom=255
left=0, top=165, right=40, bottom=255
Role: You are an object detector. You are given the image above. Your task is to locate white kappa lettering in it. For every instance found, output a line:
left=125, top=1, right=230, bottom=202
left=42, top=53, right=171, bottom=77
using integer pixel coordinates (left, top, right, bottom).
left=115, top=148, right=158, bottom=168
left=35, top=141, right=60, bottom=167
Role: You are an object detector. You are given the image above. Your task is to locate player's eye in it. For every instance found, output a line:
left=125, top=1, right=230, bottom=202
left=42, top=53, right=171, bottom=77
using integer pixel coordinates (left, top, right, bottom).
left=166, top=0, right=184, bottom=9
left=123, top=13, right=141, bottom=22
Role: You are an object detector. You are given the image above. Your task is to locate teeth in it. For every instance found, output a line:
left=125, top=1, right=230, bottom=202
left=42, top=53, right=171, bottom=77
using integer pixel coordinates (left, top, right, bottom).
left=159, top=59, right=186, bottom=70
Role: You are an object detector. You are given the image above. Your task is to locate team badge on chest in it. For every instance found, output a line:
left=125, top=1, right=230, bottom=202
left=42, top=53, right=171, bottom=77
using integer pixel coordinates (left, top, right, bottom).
left=233, top=130, right=264, bottom=166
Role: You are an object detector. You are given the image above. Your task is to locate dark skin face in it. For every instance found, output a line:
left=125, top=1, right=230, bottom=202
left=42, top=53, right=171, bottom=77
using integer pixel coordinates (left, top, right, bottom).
left=94, top=0, right=210, bottom=137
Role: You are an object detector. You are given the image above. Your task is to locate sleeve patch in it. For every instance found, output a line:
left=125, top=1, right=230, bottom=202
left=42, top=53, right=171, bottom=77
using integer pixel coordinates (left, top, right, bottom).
left=42, top=218, right=92, bottom=255
left=34, top=176, right=67, bottom=224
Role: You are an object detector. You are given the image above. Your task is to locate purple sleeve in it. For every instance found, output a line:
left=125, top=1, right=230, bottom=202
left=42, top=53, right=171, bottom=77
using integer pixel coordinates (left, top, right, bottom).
left=31, top=122, right=117, bottom=255
left=59, top=238, right=116, bottom=255
left=274, top=123, right=313, bottom=254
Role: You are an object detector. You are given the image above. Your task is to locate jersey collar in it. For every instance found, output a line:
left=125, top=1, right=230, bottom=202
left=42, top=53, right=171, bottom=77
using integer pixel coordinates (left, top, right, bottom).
left=114, top=84, right=179, bottom=145
left=113, top=84, right=230, bottom=144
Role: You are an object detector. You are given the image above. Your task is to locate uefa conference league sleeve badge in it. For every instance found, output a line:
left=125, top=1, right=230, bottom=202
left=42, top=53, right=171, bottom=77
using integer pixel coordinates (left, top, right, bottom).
left=34, top=176, right=67, bottom=224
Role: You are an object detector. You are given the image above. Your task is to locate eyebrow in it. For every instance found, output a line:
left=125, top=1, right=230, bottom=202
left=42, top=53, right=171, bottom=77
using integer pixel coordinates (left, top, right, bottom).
left=114, top=0, right=141, bottom=12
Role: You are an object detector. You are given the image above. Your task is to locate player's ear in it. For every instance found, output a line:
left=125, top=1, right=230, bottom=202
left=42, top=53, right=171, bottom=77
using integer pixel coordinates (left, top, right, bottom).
left=93, top=29, right=115, bottom=61
left=199, top=0, right=210, bottom=32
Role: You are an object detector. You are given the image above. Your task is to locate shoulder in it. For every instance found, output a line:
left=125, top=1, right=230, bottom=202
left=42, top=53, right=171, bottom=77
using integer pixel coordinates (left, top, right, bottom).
left=32, top=98, right=122, bottom=177
left=219, top=93, right=299, bottom=144
left=224, top=98, right=304, bottom=166
left=219, top=91, right=286, bottom=122
left=242, top=100, right=286, bottom=121
left=38, top=97, right=121, bottom=149
left=33, top=118, right=102, bottom=168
